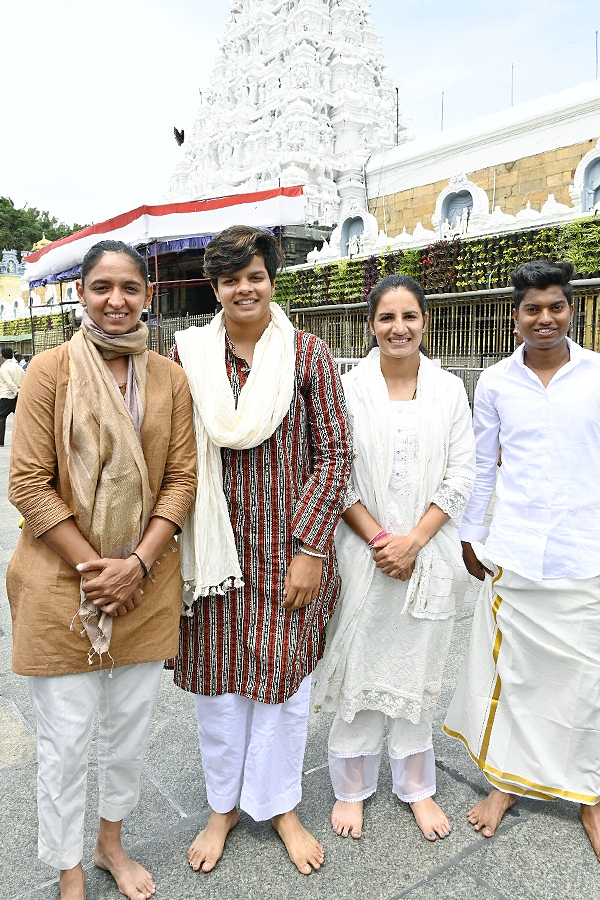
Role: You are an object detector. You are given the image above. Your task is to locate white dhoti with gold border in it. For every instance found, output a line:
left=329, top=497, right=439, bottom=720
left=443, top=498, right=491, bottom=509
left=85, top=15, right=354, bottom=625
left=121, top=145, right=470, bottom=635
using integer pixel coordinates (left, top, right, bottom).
left=444, top=566, right=600, bottom=804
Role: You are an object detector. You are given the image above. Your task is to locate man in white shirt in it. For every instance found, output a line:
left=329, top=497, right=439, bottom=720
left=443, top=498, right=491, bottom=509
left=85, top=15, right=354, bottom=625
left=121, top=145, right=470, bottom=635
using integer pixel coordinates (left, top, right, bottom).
left=0, top=347, right=25, bottom=446
left=444, top=260, right=600, bottom=860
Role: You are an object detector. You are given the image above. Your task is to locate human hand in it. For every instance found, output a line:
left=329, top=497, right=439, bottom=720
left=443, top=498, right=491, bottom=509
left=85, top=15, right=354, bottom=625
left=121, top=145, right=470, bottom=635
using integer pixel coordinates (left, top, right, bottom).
left=93, top=586, right=146, bottom=617
left=461, top=542, right=493, bottom=581
left=282, top=552, right=323, bottom=610
left=396, top=562, right=415, bottom=582
left=78, top=556, right=145, bottom=614
left=373, top=534, right=420, bottom=578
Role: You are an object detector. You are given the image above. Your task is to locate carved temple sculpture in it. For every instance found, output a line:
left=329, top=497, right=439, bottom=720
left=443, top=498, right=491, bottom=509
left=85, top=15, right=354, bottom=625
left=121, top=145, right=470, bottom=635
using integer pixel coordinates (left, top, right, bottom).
left=168, top=0, right=408, bottom=231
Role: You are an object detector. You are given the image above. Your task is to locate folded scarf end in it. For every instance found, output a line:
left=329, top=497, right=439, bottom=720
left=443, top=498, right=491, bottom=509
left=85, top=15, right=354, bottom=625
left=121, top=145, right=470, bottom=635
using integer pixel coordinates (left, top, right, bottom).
left=181, top=575, right=245, bottom=613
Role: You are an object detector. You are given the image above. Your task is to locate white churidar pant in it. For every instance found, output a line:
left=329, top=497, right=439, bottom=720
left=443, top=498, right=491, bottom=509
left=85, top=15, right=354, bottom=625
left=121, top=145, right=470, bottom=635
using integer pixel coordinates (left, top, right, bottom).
left=194, top=674, right=311, bottom=821
left=28, top=660, right=164, bottom=870
left=328, top=706, right=436, bottom=803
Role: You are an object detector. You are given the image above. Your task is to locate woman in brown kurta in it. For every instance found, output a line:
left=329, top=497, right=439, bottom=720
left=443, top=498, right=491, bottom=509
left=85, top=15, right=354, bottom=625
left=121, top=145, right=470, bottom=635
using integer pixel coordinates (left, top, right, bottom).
left=7, top=241, right=196, bottom=900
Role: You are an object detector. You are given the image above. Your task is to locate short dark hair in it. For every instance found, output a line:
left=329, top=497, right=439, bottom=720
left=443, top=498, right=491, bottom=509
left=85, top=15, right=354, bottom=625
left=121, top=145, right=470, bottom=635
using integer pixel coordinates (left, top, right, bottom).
left=511, top=259, right=574, bottom=309
left=1, top=347, right=13, bottom=359
left=80, top=240, right=149, bottom=287
left=203, top=226, right=284, bottom=287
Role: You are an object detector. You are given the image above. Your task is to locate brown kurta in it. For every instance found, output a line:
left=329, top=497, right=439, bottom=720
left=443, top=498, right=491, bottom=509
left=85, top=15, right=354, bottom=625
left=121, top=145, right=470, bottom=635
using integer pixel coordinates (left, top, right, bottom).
left=7, top=343, right=197, bottom=676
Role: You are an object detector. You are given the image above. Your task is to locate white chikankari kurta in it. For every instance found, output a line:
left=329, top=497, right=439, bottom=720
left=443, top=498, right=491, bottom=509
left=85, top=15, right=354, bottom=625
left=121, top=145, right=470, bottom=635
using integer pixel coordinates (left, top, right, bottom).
left=313, top=351, right=476, bottom=726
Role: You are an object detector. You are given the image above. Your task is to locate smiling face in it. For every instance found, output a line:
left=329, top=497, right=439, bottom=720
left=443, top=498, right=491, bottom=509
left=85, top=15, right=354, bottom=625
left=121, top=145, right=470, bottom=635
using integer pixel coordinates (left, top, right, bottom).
left=213, top=254, right=274, bottom=332
left=76, top=252, right=152, bottom=334
left=368, top=287, right=427, bottom=361
left=513, top=284, right=572, bottom=352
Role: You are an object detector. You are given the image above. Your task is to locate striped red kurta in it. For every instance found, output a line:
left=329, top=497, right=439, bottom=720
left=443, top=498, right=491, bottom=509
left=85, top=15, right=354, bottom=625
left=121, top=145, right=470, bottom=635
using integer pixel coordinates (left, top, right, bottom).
left=172, top=330, right=352, bottom=704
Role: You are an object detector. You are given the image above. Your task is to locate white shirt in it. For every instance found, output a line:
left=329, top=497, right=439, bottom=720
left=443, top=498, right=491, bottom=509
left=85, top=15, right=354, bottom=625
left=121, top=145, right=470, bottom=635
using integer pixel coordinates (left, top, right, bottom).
left=0, top=358, right=24, bottom=400
left=459, top=339, right=600, bottom=581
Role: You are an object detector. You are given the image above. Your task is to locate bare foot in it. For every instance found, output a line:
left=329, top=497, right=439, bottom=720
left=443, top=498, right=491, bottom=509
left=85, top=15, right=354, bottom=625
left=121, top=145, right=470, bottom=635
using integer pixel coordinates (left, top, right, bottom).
left=580, top=803, right=600, bottom=861
left=467, top=788, right=516, bottom=838
left=271, top=809, right=324, bottom=875
left=59, top=864, right=85, bottom=900
left=187, top=809, right=239, bottom=873
left=409, top=797, right=451, bottom=842
left=331, top=799, right=363, bottom=839
left=94, top=844, right=155, bottom=899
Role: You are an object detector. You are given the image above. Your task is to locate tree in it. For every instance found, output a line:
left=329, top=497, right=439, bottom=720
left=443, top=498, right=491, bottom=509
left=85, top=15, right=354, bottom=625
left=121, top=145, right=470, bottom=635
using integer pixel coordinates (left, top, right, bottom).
left=0, top=197, right=87, bottom=256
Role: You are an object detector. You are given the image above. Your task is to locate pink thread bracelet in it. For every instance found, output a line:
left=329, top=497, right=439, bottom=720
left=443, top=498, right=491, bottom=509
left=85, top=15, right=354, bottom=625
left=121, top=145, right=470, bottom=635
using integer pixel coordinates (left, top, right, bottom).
left=368, top=529, right=391, bottom=548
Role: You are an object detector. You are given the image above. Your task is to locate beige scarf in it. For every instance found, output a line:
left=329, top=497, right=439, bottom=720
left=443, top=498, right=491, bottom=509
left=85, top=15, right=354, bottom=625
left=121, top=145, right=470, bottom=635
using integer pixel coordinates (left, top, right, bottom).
left=64, top=315, right=152, bottom=663
left=175, top=302, right=295, bottom=607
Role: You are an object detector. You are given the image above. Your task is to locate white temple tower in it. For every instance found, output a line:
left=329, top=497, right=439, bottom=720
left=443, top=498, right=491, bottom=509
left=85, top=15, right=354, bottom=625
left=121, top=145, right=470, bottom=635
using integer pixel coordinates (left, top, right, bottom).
left=168, top=0, right=408, bottom=228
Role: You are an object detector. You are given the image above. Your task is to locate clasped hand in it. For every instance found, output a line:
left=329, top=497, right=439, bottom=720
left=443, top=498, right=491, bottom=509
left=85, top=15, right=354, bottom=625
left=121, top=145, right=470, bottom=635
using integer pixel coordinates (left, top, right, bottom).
left=77, top=556, right=145, bottom=617
left=372, top=534, right=419, bottom=581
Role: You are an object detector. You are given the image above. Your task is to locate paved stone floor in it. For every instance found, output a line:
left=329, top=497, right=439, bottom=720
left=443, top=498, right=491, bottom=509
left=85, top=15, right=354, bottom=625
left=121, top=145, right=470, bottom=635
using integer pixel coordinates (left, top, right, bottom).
left=1, top=415, right=599, bottom=900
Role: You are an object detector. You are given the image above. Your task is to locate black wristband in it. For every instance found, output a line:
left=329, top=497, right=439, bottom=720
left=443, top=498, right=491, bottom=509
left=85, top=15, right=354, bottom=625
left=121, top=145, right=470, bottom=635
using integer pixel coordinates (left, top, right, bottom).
left=130, top=551, right=148, bottom=578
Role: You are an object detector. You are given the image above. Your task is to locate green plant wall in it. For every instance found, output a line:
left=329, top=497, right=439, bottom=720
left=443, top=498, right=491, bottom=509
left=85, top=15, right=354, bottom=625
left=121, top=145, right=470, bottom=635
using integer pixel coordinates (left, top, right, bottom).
left=272, top=218, right=600, bottom=308
left=0, top=311, right=67, bottom=337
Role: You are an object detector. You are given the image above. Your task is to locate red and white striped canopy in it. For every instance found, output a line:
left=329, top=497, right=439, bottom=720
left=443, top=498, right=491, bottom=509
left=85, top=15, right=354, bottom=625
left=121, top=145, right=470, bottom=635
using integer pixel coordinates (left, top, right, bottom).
left=24, top=186, right=305, bottom=284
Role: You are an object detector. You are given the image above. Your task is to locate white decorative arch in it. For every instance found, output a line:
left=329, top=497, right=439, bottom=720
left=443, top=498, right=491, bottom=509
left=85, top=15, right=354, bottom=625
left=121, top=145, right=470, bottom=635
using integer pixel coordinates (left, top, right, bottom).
left=431, top=173, right=490, bottom=234
left=570, top=138, right=600, bottom=213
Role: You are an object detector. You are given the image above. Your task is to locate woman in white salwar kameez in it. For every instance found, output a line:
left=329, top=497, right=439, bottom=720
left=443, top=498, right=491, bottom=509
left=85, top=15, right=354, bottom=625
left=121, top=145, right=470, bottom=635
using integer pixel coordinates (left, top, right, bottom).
left=313, top=275, right=476, bottom=842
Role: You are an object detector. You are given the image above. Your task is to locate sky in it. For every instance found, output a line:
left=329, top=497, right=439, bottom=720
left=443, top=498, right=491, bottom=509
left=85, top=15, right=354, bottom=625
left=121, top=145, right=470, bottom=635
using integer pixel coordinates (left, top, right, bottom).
left=1, top=0, right=598, bottom=229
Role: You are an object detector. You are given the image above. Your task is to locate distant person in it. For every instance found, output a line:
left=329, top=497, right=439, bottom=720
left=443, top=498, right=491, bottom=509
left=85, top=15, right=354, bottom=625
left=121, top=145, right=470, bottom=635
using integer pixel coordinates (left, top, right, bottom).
left=7, top=241, right=197, bottom=900
left=513, top=322, right=523, bottom=347
left=0, top=347, right=24, bottom=446
left=20, top=354, right=30, bottom=370
left=313, top=274, right=475, bottom=843
left=445, top=260, right=600, bottom=860
left=171, top=225, right=352, bottom=875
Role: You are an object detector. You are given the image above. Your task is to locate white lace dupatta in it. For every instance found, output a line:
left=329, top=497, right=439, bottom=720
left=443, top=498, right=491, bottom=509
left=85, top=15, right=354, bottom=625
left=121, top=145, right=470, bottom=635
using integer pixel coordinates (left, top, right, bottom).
left=313, top=350, right=473, bottom=715
left=175, top=303, right=295, bottom=607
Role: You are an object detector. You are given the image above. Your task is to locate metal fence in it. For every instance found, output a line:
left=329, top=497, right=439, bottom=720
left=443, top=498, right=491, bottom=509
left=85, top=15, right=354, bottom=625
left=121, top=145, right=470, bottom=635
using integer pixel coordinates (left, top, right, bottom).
left=22, top=312, right=214, bottom=358
left=25, top=282, right=600, bottom=382
left=290, top=281, right=600, bottom=368
left=147, top=313, right=214, bottom=355
left=290, top=303, right=372, bottom=358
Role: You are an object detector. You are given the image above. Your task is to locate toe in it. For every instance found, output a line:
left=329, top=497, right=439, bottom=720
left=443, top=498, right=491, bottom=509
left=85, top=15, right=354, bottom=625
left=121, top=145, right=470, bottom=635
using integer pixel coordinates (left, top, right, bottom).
left=437, top=821, right=451, bottom=838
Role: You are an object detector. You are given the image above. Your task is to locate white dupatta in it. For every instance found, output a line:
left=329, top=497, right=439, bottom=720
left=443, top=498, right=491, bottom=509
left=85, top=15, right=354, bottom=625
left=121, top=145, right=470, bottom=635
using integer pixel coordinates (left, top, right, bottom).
left=175, top=302, right=295, bottom=607
left=312, top=349, right=474, bottom=714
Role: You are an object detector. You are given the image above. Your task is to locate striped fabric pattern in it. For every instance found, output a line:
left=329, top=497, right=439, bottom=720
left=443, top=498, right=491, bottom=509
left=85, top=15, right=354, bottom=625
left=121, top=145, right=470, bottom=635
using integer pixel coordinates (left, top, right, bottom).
left=173, top=330, right=352, bottom=704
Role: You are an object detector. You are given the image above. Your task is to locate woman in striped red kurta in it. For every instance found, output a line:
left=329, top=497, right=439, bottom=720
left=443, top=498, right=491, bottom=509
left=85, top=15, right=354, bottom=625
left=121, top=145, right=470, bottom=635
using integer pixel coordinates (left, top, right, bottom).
left=174, top=329, right=349, bottom=703
left=171, top=225, right=352, bottom=877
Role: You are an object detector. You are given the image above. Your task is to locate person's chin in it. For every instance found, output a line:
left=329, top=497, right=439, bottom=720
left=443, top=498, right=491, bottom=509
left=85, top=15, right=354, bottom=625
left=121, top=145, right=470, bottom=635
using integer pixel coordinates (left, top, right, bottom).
left=529, top=332, right=566, bottom=348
